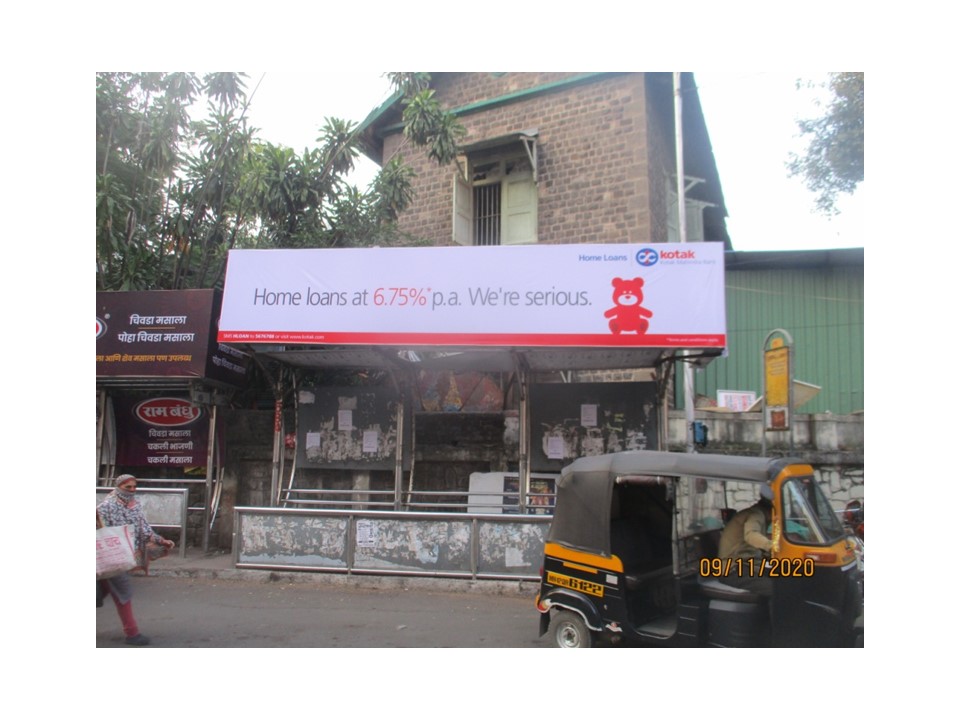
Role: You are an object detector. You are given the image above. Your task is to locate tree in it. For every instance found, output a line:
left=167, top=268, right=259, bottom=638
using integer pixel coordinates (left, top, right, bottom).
left=788, top=72, right=864, bottom=215
left=96, top=72, right=463, bottom=291
left=96, top=72, right=249, bottom=290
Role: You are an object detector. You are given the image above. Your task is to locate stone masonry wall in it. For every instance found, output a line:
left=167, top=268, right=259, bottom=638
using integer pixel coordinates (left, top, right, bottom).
left=381, top=72, right=665, bottom=247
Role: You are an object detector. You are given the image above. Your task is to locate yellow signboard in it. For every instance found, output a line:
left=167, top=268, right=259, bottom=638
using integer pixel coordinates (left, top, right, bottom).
left=765, top=347, right=790, bottom=406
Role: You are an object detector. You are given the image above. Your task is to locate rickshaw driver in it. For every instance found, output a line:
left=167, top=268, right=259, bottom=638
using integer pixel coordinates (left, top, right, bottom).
left=717, top=485, right=775, bottom=596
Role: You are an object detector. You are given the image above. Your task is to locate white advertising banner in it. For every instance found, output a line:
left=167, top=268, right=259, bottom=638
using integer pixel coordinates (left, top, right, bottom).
left=218, top=243, right=726, bottom=348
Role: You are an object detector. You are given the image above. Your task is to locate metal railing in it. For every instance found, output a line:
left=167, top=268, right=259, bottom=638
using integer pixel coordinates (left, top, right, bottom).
left=96, top=487, right=188, bottom=559
left=233, top=506, right=551, bottom=581
left=279, top=487, right=555, bottom=515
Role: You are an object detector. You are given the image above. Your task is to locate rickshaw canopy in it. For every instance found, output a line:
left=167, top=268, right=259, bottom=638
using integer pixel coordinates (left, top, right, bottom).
left=548, top=451, right=805, bottom=557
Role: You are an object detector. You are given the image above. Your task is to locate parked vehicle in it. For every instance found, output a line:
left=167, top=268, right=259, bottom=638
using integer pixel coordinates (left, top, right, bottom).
left=535, top=451, right=863, bottom=647
left=844, top=499, right=864, bottom=541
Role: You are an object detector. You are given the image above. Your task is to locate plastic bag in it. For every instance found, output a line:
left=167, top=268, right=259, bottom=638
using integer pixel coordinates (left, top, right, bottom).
left=96, top=524, right=137, bottom=579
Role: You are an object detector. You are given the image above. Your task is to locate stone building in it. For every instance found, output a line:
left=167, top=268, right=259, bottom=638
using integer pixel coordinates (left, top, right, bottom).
left=357, top=72, right=730, bottom=249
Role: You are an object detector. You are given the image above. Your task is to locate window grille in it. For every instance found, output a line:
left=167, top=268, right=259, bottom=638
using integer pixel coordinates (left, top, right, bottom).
left=474, top=183, right=501, bottom=246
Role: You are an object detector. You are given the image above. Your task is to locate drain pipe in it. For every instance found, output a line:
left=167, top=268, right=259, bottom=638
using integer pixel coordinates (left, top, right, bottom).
left=674, top=71, right=696, bottom=453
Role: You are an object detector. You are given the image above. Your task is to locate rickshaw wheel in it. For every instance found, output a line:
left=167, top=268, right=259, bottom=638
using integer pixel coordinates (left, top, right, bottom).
left=553, top=610, right=593, bottom=648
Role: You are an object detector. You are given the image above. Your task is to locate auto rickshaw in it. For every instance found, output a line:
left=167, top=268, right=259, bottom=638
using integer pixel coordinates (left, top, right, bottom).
left=535, top=451, right=863, bottom=647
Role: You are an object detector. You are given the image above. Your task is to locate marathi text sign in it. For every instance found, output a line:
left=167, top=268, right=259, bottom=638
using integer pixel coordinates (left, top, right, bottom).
left=113, top=396, right=211, bottom=467
left=97, top=289, right=249, bottom=385
left=764, top=345, right=791, bottom=430
left=218, top=244, right=726, bottom=348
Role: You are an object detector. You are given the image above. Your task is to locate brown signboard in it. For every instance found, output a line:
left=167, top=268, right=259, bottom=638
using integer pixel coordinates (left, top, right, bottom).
left=96, top=289, right=248, bottom=386
left=113, top=394, right=222, bottom=467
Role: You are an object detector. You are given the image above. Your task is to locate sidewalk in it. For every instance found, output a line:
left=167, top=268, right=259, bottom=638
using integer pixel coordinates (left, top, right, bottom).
left=145, top=547, right=239, bottom=578
left=142, top=546, right=540, bottom=598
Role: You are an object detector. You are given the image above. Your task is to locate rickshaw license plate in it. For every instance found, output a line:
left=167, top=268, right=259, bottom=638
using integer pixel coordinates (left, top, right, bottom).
left=547, top=571, right=604, bottom=597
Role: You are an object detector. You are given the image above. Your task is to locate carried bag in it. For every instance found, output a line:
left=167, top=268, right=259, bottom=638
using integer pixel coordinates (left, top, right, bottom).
left=96, top=523, right=138, bottom=579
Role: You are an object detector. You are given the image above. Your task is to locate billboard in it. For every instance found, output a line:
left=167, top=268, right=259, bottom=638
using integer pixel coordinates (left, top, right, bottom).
left=97, top=289, right=249, bottom=386
left=217, top=243, right=726, bottom=348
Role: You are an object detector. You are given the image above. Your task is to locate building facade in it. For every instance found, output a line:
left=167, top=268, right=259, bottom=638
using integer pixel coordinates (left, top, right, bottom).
left=359, top=72, right=730, bottom=249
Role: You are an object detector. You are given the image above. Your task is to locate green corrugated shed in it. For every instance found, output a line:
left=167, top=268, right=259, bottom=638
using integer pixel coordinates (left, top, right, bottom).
left=676, top=248, right=864, bottom=415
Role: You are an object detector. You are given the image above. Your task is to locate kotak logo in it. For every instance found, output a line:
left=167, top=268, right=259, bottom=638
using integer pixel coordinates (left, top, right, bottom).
left=96, top=317, right=107, bottom=339
left=135, top=398, right=203, bottom=427
left=661, top=249, right=696, bottom=260
left=636, top=248, right=659, bottom=266
left=636, top=247, right=697, bottom=266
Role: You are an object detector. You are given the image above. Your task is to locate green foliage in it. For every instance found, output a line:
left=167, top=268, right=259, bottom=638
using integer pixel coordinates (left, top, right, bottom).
left=201, top=72, right=247, bottom=110
left=372, top=155, right=416, bottom=222
left=386, top=72, right=431, bottom=96
left=400, top=88, right=466, bottom=166
left=788, top=72, right=864, bottom=215
left=96, top=72, right=246, bottom=290
left=96, top=72, right=465, bottom=292
left=317, top=117, right=360, bottom=178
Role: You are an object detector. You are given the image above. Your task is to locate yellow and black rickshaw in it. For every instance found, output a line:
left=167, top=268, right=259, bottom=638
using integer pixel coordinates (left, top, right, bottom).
left=536, top=451, right=863, bottom=647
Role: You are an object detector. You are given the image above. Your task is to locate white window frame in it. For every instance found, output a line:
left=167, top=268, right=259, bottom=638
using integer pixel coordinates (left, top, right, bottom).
left=452, top=141, right=538, bottom=246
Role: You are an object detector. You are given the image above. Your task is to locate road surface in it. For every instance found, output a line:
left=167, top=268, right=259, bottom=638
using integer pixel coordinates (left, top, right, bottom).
left=97, top=574, right=552, bottom=648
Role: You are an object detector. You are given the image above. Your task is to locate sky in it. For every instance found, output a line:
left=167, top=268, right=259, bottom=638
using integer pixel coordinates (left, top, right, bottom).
left=233, top=71, right=863, bottom=253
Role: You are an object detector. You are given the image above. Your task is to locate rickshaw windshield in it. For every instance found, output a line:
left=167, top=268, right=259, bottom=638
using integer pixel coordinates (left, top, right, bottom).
left=781, top=476, right=846, bottom=545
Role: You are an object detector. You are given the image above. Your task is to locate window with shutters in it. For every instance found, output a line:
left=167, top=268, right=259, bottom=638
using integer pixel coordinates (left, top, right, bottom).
left=453, top=137, right=538, bottom=246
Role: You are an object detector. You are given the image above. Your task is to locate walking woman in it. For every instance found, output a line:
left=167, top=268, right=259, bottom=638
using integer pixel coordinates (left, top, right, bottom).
left=97, top=474, right=175, bottom=646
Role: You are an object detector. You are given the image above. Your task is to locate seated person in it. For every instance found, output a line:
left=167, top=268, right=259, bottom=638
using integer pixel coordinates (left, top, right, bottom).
left=717, top=485, right=774, bottom=596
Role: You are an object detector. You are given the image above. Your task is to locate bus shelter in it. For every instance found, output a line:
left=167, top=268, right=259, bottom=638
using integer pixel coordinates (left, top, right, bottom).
left=216, top=243, right=726, bottom=516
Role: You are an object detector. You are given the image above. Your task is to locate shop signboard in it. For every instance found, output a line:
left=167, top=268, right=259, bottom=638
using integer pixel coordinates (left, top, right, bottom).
left=97, top=289, right=249, bottom=386
left=112, top=395, right=217, bottom=468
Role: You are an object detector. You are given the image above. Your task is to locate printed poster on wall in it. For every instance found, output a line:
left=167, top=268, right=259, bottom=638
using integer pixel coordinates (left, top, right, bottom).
left=530, top=382, right=659, bottom=471
left=218, top=243, right=726, bottom=348
left=295, top=387, right=400, bottom=470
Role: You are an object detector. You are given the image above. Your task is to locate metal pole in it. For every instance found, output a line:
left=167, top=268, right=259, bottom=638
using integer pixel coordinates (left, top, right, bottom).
left=394, top=395, right=404, bottom=510
left=674, top=72, right=696, bottom=453
left=788, top=343, right=795, bottom=454
left=761, top=352, right=768, bottom=457
left=518, top=369, right=529, bottom=513
left=270, top=388, right=283, bottom=508
left=96, top=388, right=107, bottom=482
left=203, top=403, right=217, bottom=552
left=407, top=407, right=417, bottom=508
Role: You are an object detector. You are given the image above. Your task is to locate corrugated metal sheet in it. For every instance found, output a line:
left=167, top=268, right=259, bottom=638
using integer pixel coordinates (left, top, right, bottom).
left=678, top=259, right=864, bottom=415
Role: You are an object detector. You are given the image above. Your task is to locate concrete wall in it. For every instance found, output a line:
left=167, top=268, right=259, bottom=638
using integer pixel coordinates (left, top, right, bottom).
left=666, top=410, right=863, bottom=461
left=216, top=409, right=275, bottom=547
left=666, top=409, right=864, bottom=510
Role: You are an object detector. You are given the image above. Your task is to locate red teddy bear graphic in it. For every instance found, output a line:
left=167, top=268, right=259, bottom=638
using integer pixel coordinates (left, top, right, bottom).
left=604, top=277, right=653, bottom=334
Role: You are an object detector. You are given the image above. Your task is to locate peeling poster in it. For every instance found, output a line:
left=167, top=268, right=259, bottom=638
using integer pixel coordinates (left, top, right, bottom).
left=505, top=546, right=524, bottom=567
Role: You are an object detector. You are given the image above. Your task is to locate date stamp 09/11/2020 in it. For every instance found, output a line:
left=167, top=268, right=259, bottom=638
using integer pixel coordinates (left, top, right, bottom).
left=698, top=557, right=816, bottom=579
